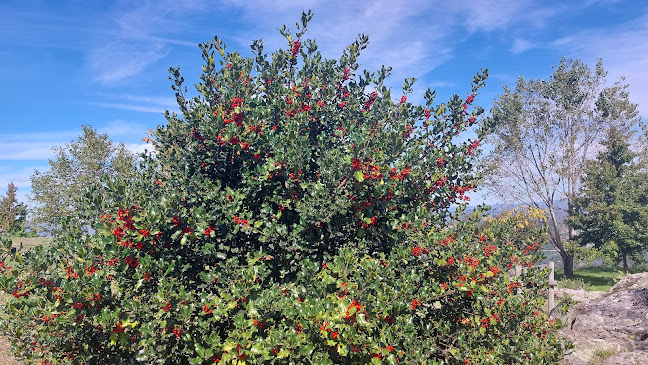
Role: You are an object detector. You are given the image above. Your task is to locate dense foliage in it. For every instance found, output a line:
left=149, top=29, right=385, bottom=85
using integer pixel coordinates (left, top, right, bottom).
left=569, top=127, right=648, bottom=272
left=480, top=205, right=549, bottom=252
left=0, top=13, right=564, bottom=364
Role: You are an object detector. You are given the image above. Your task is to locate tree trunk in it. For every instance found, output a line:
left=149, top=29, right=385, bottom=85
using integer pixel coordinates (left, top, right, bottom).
left=622, top=254, right=629, bottom=273
left=547, top=202, right=575, bottom=278
left=562, top=252, right=574, bottom=278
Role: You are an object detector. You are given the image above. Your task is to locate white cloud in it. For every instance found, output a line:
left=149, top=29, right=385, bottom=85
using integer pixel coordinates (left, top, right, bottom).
left=90, top=101, right=170, bottom=114
left=0, top=164, right=47, bottom=204
left=0, top=165, right=40, bottom=188
left=210, top=0, right=460, bottom=89
left=510, top=37, right=534, bottom=54
left=98, top=120, right=153, bottom=138
left=0, top=123, right=152, bottom=162
left=453, top=0, right=536, bottom=33
left=85, top=0, right=208, bottom=84
left=83, top=0, right=593, bottom=94
left=89, top=41, right=170, bottom=83
left=0, top=131, right=79, bottom=142
left=0, top=144, right=55, bottom=161
left=0, top=131, right=78, bottom=161
left=427, top=81, right=456, bottom=89
left=89, top=94, right=178, bottom=114
left=124, top=142, right=153, bottom=155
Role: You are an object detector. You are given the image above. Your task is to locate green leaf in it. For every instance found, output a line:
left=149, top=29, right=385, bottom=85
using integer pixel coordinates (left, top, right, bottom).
left=195, top=343, right=206, bottom=358
left=337, top=343, right=348, bottom=357
left=277, top=349, right=291, bottom=358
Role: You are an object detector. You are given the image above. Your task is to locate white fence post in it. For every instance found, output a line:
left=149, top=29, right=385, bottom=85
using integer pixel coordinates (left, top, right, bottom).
left=548, top=261, right=557, bottom=312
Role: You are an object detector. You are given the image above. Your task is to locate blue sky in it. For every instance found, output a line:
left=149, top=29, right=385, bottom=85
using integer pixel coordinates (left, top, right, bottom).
left=1, top=0, right=646, bottom=205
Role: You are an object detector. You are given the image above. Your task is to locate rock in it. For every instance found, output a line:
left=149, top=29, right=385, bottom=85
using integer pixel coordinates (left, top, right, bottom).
left=561, top=336, right=630, bottom=364
left=609, top=272, right=648, bottom=293
left=561, top=273, right=648, bottom=364
left=551, top=289, right=606, bottom=330
left=555, top=288, right=607, bottom=305
left=602, top=348, right=648, bottom=365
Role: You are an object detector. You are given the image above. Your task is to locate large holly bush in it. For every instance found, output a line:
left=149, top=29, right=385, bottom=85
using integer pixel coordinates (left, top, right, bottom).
left=0, top=12, right=565, bottom=364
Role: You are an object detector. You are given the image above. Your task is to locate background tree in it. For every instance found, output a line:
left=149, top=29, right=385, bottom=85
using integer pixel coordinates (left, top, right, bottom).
left=480, top=205, right=549, bottom=252
left=30, top=125, right=137, bottom=235
left=482, top=58, right=641, bottom=277
left=0, top=182, right=27, bottom=235
left=568, top=127, right=648, bottom=272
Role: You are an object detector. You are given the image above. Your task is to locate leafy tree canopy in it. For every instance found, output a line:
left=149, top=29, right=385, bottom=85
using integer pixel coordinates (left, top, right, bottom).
left=569, top=127, right=648, bottom=272
left=0, top=182, right=27, bottom=235
left=30, top=125, right=138, bottom=235
left=482, top=58, right=642, bottom=277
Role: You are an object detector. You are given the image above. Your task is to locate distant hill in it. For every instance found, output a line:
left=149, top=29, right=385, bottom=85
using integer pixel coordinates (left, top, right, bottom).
left=468, top=199, right=568, bottom=216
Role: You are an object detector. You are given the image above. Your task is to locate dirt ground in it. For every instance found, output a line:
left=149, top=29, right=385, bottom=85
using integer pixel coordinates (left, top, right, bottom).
left=0, top=337, right=21, bottom=364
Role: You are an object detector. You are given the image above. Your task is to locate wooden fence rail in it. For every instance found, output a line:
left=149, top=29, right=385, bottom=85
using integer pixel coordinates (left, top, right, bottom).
left=515, top=261, right=558, bottom=313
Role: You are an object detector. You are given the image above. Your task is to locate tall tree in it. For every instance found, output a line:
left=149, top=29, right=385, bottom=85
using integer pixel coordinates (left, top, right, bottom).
left=0, top=182, right=27, bottom=235
left=569, top=127, right=648, bottom=272
left=482, top=58, right=641, bottom=277
left=30, top=125, right=138, bottom=235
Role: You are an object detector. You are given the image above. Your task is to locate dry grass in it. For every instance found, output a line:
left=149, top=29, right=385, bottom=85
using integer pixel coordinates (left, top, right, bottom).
left=10, top=236, right=52, bottom=250
left=589, top=347, right=618, bottom=365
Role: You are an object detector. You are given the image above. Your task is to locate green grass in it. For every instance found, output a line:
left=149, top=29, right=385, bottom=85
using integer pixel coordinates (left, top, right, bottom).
left=557, top=277, right=593, bottom=291
left=555, top=267, right=625, bottom=292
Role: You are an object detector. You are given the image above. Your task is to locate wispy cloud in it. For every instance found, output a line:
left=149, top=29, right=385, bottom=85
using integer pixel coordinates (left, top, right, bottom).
left=89, top=94, right=179, bottom=114
left=0, top=123, right=150, bottom=162
left=0, top=131, right=80, bottom=161
left=0, top=144, right=56, bottom=161
left=89, top=42, right=170, bottom=83
left=510, top=37, right=534, bottom=54
left=91, top=102, right=168, bottom=113
left=84, top=0, right=611, bottom=91
left=426, top=81, right=456, bottom=89
left=452, top=0, right=539, bottom=33
left=97, top=120, right=154, bottom=138
left=0, top=165, right=42, bottom=187
left=84, top=0, right=208, bottom=84
left=0, top=165, right=44, bottom=204
left=213, top=0, right=461, bottom=90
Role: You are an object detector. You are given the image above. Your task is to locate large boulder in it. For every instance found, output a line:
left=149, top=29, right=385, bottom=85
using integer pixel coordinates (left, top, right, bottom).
left=560, top=273, right=648, bottom=364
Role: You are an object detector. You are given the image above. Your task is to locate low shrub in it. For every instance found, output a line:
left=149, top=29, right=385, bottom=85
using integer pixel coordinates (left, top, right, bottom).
left=558, top=278, right=593, bottom=291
